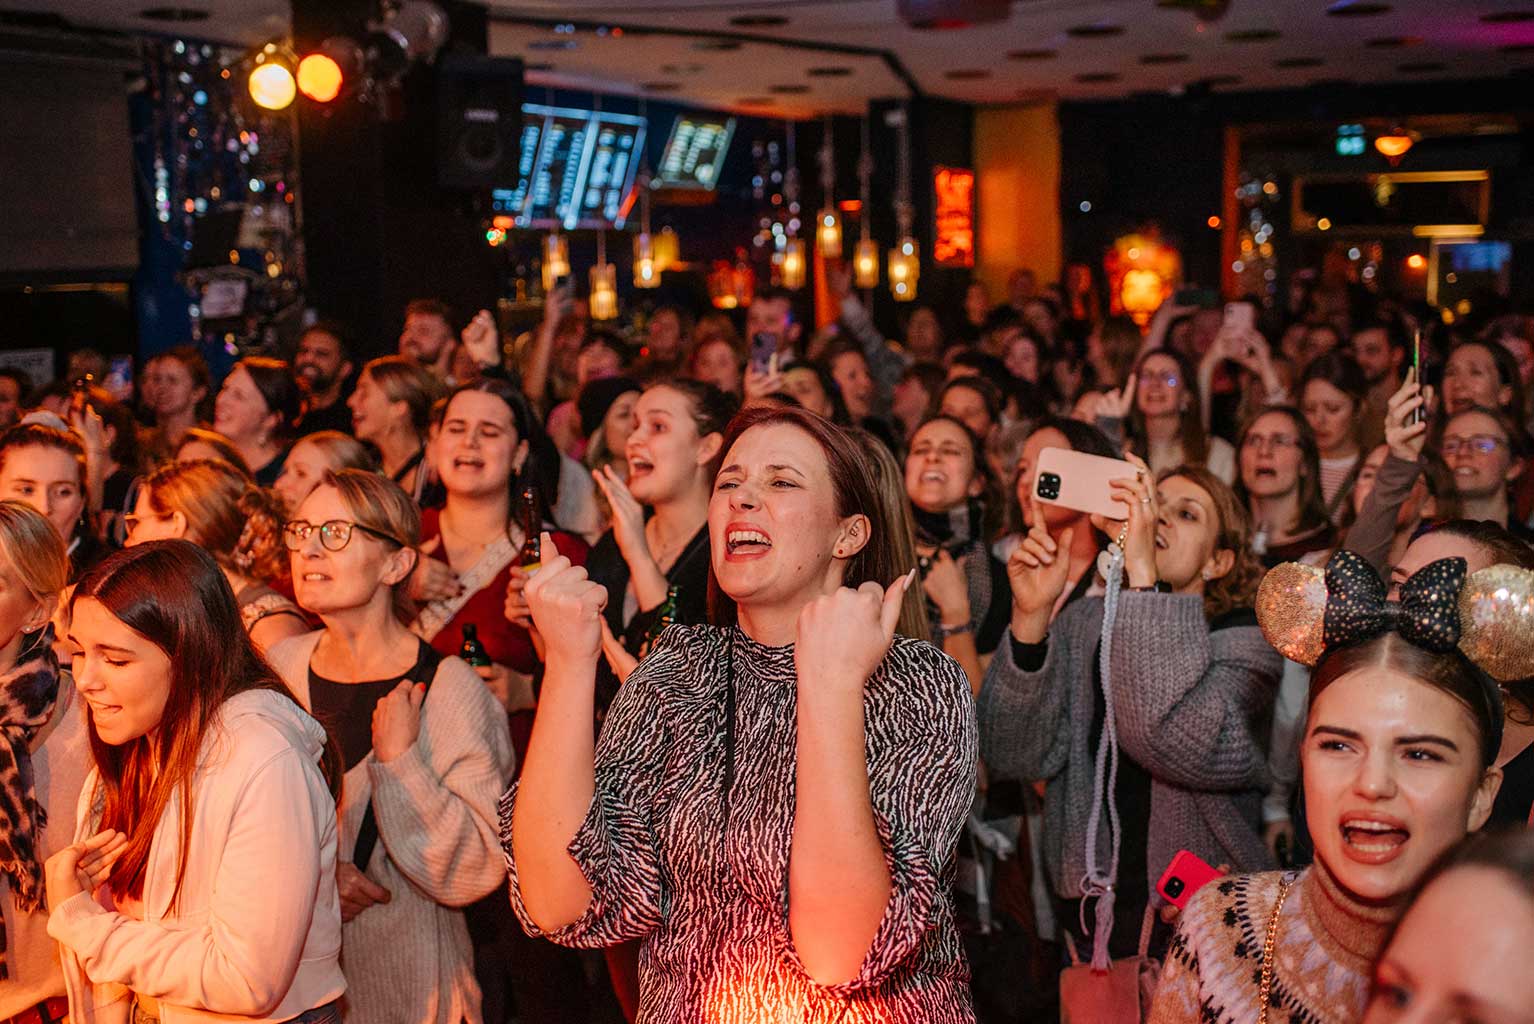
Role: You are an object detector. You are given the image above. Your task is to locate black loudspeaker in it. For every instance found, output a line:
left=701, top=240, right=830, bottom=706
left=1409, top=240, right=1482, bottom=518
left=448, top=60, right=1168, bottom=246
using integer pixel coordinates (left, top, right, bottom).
left=436, top=54, right=523, bottom=189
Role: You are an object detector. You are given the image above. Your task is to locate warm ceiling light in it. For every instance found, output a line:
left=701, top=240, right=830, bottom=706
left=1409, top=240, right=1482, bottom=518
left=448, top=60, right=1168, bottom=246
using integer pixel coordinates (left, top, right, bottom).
left=1207, top=215, right=1222, bottom=229
left=1406, top=253, right=1427, bottom=270
left=1374, top=130, right=1416, bottom=160
left=249, top=58, right=296, bottom=110
left=297, top=53, right=344, bottom=102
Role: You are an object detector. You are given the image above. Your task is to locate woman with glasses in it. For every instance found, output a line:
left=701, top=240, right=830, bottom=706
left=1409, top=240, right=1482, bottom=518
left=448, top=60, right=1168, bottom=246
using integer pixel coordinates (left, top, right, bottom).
left=1439, top=406, right=1529, bottom=535
left=124, top=458, right=306, bottom=651
left=266, top=470, right=514, bottom=1024
left=1234, top=406, right=1335, bottom=568
left=1119, top=349, right=1236, bottom=484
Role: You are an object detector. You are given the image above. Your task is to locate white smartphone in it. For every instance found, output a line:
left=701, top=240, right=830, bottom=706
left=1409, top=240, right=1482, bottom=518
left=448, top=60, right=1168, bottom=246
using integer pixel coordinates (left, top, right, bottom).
left=1033, top=447, right=1139, bottom=521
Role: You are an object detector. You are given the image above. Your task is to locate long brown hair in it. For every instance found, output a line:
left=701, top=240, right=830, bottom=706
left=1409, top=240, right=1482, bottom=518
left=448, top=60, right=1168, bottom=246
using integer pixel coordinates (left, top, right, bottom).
left=1129, top=348, right=1209, bottom=468
left=706, top=406, right=927, bottom=639
left=73, top=541, right=332, bottom=905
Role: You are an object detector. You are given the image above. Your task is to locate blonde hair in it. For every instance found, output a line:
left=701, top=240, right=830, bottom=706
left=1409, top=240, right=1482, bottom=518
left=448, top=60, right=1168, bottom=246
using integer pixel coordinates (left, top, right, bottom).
left=323, top=468, right=421, bottom=623
left=0, top=499, right=68, bottom=607
left=293, top=430, right=377, bottom=474
left=143, top=459, right=288, bottom=585
left=361, top=356, right=444, bottom=437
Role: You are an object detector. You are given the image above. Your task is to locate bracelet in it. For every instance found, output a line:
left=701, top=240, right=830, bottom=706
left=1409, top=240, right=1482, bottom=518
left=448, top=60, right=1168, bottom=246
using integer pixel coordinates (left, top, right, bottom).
left=936, top=620, right=974, bottom=640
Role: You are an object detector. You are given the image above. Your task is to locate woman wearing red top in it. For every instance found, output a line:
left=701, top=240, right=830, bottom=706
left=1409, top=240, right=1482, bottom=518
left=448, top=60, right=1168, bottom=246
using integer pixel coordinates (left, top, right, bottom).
left=409, top=377, right=587, bottom=751
left=407, top=375, right=593, bottom=1024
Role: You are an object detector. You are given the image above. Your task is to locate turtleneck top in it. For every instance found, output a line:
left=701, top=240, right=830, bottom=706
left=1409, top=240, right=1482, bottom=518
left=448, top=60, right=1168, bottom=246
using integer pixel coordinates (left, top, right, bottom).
left=1148, top=859, right=1401, bottom=1024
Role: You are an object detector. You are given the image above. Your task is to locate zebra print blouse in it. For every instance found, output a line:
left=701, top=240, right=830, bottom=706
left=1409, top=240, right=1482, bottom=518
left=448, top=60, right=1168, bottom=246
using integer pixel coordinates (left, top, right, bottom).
left=499, top=623, right=980, bottom=1023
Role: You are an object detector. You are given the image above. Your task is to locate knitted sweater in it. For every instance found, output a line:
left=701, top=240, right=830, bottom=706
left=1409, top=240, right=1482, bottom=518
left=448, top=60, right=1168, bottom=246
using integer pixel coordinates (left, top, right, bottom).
left=1148, top=863, right=1396, bottom=1024
left=267, top=632, right=515, bottom=1024
left=978, top=591, right=1282, bottom=901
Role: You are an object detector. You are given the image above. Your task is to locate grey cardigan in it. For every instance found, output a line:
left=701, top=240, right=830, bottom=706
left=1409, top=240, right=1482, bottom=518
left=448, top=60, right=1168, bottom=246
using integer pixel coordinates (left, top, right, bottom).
left=979, top=591, right=1283, bottom=901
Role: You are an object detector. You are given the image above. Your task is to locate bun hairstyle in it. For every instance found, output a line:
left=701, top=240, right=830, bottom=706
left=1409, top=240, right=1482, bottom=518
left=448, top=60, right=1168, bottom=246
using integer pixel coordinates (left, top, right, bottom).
left=141, top=458, right=289, bottom=585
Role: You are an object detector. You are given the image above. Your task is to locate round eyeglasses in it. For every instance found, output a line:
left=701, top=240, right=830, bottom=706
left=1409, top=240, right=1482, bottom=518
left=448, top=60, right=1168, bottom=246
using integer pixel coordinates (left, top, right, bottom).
left=283, top=519, right=402, bottom=552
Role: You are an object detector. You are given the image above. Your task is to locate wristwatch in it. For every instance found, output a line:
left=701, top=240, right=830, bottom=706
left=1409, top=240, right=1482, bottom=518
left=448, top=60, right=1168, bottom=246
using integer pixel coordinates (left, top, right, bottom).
left=1130, top=580, right=1172, bottom=593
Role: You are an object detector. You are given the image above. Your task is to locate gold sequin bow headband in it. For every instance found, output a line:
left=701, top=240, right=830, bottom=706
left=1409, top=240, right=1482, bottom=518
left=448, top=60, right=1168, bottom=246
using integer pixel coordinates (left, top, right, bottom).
left=1256, top=548, right=1534, bottom=682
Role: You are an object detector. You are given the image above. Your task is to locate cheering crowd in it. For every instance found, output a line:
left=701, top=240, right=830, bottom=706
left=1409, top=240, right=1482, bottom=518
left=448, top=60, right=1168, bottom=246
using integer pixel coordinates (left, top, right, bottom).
left=2, top=262, right=1533, bottom=1024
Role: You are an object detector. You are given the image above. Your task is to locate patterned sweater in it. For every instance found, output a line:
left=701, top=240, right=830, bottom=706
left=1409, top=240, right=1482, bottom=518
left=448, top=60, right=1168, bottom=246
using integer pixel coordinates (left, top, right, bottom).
left=1148, top=864, right=1396, bottom=1024
left=501, top=625, right=980, bottom=1023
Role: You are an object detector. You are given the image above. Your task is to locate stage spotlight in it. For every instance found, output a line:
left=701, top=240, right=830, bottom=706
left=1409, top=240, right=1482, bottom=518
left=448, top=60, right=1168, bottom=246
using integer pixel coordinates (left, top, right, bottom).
left=249, top=51, right=296, bottom=110
left=368, top=1, right=449, bottom=80
left=297, top=37, right=363, bottom=102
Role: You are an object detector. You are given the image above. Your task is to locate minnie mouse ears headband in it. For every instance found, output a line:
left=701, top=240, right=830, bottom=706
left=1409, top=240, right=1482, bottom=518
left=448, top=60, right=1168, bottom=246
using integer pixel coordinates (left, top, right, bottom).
left=1257, top=549, right=1534, bottom=683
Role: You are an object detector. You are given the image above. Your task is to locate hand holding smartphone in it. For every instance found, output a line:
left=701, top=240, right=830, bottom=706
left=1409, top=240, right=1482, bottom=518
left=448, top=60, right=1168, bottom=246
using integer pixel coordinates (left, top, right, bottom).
left=1157, top=850, right=1225, bottom=910
left=749, top=332, right=779, bottom=375
left=1032, top=447, right=1141, bottom=521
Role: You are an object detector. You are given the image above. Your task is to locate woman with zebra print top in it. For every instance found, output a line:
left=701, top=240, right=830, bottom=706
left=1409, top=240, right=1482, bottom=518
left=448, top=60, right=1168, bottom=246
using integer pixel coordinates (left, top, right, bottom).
left=502, top=406, right=979, bottom=1022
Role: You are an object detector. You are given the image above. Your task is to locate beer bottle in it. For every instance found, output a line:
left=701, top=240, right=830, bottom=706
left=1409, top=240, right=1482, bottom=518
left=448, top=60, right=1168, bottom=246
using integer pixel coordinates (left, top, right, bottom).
left=638, top=584, right=680, bottom=659
left=516, top=482, right=542, bottom=573
left=460, top=623, right=492, bottom=668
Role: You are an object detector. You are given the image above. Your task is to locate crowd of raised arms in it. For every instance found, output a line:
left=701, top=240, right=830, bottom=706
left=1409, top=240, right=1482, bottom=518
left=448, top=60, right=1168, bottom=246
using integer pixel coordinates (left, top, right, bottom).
left=2, top=263, right=1532, bottom=1024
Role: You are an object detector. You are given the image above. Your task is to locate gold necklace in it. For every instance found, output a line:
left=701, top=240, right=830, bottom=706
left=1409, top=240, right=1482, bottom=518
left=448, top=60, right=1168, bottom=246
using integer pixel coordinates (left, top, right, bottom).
left=1258, top=876, right=1295, bottom=1024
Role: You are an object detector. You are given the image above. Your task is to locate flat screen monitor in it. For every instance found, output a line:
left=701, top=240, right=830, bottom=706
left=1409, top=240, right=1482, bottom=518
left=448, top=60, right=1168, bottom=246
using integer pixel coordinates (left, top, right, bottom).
left=490, top=103, right=646, bottom=229
left=654, top=115, right=735, bottom=191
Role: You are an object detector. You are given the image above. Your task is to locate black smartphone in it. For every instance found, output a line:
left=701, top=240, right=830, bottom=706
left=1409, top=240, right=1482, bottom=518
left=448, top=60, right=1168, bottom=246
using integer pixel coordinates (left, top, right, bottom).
left=1173, top=287, right=1220, bottom=309
left=71, top=375, right=93, bottom=417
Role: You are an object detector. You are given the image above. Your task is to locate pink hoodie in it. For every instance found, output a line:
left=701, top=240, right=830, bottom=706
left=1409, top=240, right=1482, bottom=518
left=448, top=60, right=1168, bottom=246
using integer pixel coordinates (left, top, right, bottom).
left=48, top=688, right=345, bottom=1024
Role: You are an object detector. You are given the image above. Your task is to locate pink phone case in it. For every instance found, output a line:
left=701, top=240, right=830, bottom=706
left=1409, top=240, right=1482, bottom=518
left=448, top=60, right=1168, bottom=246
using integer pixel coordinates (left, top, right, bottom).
left=1223, top=301, right=1256, bottom=333
left=1032, top=447, right=1139, bottom=521
left=1157, top=850, right=1225, bottom=910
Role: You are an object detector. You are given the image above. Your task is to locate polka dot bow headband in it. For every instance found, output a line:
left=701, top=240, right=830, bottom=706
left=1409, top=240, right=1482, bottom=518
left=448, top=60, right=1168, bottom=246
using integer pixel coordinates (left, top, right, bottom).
left=1257, top=548, right=1534, bottom=682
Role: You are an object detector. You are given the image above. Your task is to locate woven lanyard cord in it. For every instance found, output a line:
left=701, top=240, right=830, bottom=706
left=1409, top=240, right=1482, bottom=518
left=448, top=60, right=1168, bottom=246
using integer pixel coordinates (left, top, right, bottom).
left=1079, top=537, right=1126, bottom=971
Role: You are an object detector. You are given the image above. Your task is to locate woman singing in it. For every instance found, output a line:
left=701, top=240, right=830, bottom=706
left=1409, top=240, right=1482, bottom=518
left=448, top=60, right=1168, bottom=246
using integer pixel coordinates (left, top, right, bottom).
left=506, top=406, right=979, bottom=1022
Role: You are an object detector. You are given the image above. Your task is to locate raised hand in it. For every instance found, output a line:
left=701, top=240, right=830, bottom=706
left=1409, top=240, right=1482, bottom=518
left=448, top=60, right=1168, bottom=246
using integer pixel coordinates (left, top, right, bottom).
left=592, top=465, right=651, bottom=568
left=1090, top=452, right=1157, bottom=590
left=795, top=572, right=916, bottom=697
left=371, top=679, right=425, bottom=762
left=1384, top=366, right=1433, bottom=463
left=461, top=309, right=501, bottom=369
left=524, top=532, right=607, bottom=666
left=45, top=828, right=127, bottom=906
left=1098, top=374, right=1138, bottom=421
left=742, top=353, right=785, bottom=406
left=1006, top=499, right=1075, bottom=642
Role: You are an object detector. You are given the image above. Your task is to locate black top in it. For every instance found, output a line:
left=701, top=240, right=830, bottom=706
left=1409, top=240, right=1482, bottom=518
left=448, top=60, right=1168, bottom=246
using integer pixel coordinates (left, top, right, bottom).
left=308, top=638, right=438, bottom=771
left=295, top=398, right=354, bottom=438
left=251, top=447, right=289, bottom=488
left=585, top=522, right=711, bottom=724
left=1490, top=736, right=1534, bottom=828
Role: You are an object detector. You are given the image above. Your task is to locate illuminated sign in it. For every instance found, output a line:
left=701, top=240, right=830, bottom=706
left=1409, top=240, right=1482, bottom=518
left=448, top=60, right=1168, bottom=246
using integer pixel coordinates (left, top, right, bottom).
left=933, top=166, right=975, bottom=267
